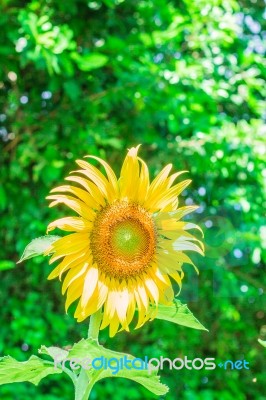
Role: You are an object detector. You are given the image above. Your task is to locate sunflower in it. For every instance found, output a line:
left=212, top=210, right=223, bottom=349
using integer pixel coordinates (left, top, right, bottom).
left=46, top=146, right=203, bottom=337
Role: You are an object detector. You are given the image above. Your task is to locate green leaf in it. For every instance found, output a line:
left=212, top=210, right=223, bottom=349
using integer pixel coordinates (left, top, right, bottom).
left=154, top=299, right=208, bottom=331
left=0, top=185, right=7, bottom=211
left=17, top=235, right=61, bottom=263
left=63, top=80, right=81, bottom=101
left=258, top=339, right=266, bottom=348
left=0, top=260, right=16, bottom=271
left=72, top=53, right=108, bottom=71
left=39, top=345, right=69, bottom=362
left=0, top=355, right=62, bottom=386
left=42, top=339, right=168, bottom=397
left=102, top=0, right=116, bottom=8
left=70, top=339, right=168, bottom=396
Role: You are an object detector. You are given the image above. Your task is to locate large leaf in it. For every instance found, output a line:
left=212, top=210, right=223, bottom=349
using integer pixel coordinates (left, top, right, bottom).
left=17, top=235, right=61, bottom=263
left=69, top=339, right=168, bottom=396
left=39, top=345, right=69, bottom=362
left=41, top=339, right=168, bottom=397
left=154, top=299, right=208, bottom=331
left=0, top=355, right=62, bottom=386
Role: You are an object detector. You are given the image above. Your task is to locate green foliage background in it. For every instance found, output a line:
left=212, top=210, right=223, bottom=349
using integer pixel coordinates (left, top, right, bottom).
left=0, top=0, right=265, bottom=399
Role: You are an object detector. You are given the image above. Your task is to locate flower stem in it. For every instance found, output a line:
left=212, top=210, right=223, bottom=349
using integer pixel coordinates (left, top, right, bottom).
left=74, top=311, right=102, bottom=400
left=88, top=309, right=102, bottom=341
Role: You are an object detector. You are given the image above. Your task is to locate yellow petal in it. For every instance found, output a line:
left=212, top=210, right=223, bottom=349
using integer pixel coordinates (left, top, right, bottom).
left=137, top=157, right=150, bottom=203
left=144, top=275, right=159, bottom=305
left=75, top=158, right=114, bottom=201
left=47, top=194, right=95, bottom=220
left=150, top=265, right=171, bottom=286
left=50, top=185, right=97, bottom=209
left=169, top=271, right=183, bottom=293
left=126, top=292, right=136, bottom=326
left=85, top=155, right=119, bottom=197
left=166, top=171, right=188, bottom=188
left=65, top=280, right=83, bottom=311
left=183, top=222, right=204, bottom=236
left=48, top=250, right=89, bottom=279
left=65, top=175, right=106, bottom=206
left=97, top=278, right=109, bottom=310
left=100, top=306, right=111, bottom=330
left=173, top=237, right=204, bottom=255
left=46, top=233, right=89, bottom=259
left=119, top=145, right=141, bottom=200
left=134, top=286, right=149, bottom=329
left=47, top=217, right=92, bottom=233
left=147, top=164, right=172, bottom=198
left=104, top=281, right=117, bottom=320
left=161, top=230, right=204, bottom=251
left=81, top=265, right=99, bottom=307
left=109, top=313, right=120, bottom=337
left=154, top=205, right=199, bottom=230
left=78, top=286, right=103, bottom=320
left=62, top=262, right=88, bottom=294
left=115, top=283, right=129, bottom=328
left=148, top=180, right=191, bottom=211
left=137, top=283, right=149, bottom=309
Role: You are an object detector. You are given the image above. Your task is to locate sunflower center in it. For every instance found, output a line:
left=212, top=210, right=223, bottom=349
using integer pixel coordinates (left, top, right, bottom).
left=111, top=220, right=148, bottom=258
left=90, top=201, right=157, bottom=278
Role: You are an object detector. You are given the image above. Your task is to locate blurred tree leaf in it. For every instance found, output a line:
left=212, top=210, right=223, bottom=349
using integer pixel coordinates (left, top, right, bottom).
left=71, top=53, right=108, bottom=71
left=258, top=339, right=266, bottom=348
left=0, top=186, right=7, bottom=211
left=0, top=260, right=16, bottom=271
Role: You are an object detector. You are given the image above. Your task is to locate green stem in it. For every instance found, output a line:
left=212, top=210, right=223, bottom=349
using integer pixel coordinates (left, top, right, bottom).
left=75, top=311, right=103, bottom=400
left=81, top=380, right=94, bottom=400
left=43, top=360, right=77, bottom=385
left=88, top=309, right=102, bottom=341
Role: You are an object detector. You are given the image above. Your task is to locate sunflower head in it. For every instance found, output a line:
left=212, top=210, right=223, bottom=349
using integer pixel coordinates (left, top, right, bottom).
left=46, top=146, right=204, bottom=337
